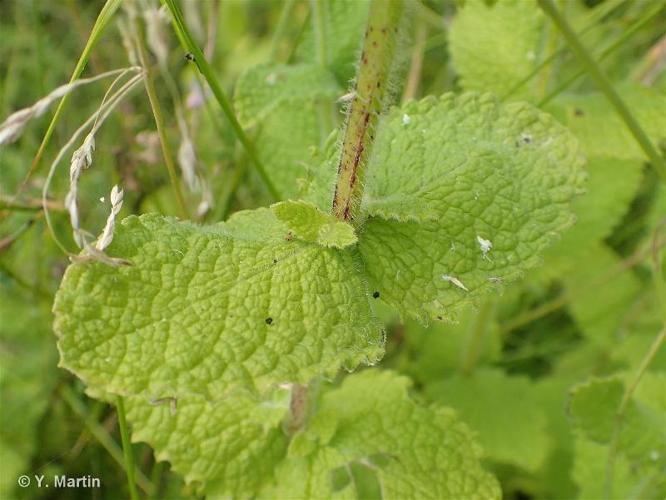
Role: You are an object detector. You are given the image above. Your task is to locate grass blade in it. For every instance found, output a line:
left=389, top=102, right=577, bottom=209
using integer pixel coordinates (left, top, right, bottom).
left=17, top=0, right=123, bottom=196
left=162, top=0, right=281, bottom=200
left=537, top=0, right=666, bottom=183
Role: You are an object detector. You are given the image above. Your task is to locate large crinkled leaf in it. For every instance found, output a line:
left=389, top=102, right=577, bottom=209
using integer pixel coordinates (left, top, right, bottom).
left=262, top=370, right=501, bottom=499
left=425, top=369, right=551, bottom=472
left=125, top=388, right=290, bottom=497
left=449, top=0, right=545, bottom=100
left=234, top=63, right=340, bottom=199
left=358, top=93, right=585, bottom=320
left=54, top=210, right=383, bottom=400
left=547, top=85, right=666, bottom=161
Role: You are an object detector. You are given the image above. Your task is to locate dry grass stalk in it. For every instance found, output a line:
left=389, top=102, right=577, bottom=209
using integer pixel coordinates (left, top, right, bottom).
left=0, top=68, right=140, bottom=146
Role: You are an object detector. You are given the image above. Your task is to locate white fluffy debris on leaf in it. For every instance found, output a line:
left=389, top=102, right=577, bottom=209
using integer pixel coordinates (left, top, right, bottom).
left=476, top=235, right=492, bottom=258
left=442, top=274, right=468, bottom=291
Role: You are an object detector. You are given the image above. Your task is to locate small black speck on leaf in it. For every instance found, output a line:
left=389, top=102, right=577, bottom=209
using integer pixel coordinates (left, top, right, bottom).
left=372, top=291, right=380, bottom=299
left=574, top=108, right=584, bottom=117
left=273, top=259, right=278, bottom=264
left=185, top=53, right=196, bottom=62
left=265, top=317, right=273, bottom=325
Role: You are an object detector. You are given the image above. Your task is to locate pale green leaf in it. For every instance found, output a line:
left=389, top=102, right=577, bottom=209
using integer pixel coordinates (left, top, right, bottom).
left=403, top=305, right=501, bottom=383
left=426, top=369, right=551, bottom=472
left=272, top=200, right=357, bottom=248
left=449, top=0, right=545, bottom=100
left=54, top=211, right=383, bottom=400
left=234, top=63, right=340, bottom=199
left=296, top=0, right=370, bottom=84
left=572, top=434, right=639, bottom=500
left=358, top=93, right=585, bottom=321
left=547, top=85, right=666, bottom=161
left=126, top=388, right=289, bottom=497
left=610, top=287, right=666, bottom=371
left=570, top=373, right=666, bottom=499
left=569, top=373, right=666, bottom=459
left=263, top=370, right=501, bottom=499
left=235, top=63, right=339, bottom=128
left=540, top=156, right=643, bottom=277
left=562, top=244, right=642, bottom=343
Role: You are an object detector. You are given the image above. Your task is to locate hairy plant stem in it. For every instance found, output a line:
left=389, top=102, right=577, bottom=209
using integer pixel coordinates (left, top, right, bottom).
left=332, top=0, right=404, bottom=222
left=537, top=0, right=666, bottom=183
left=162, top=0, right=281, bottom=200
left=132, top=9, right=190, bottom=219
left=116, top=396, right=140, bottom=500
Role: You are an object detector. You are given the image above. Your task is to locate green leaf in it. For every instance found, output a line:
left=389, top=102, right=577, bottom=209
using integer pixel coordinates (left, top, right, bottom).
left=235, top=63, right=339, bottom=128
left=358, top=93, right=585, bottom=321
left=272, top=200, right=357, bottom=248
left=569, top=376, right=624, bottom=442
left=610, top=286, right=666, bottom=371
left=425, top=369, right=551, bottom=472
left=540, top=156, right=643, bottom=277
left=403, top=305, right=501, bottom=383
left=295, top=0, right=371, bottom=84
left=125, top=389, right=289, bottom=497
left=530, top=376, right=579, bottom=500
left=234, top=63, right=340, bottom=198
left=263, top=370, right=501, bottom=499
left=449, top=0, right=545, bottom=100
left=54, top=211, right=383, bottom=400
left=546, top=85, right=666, bottom=161
left=569, top=373, right=666, bottom=498
left=569, top=373, right=666, bottom=459
left=572, top=434, right=638, bottom=500
left=562, top=244, right=642, bottom=343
